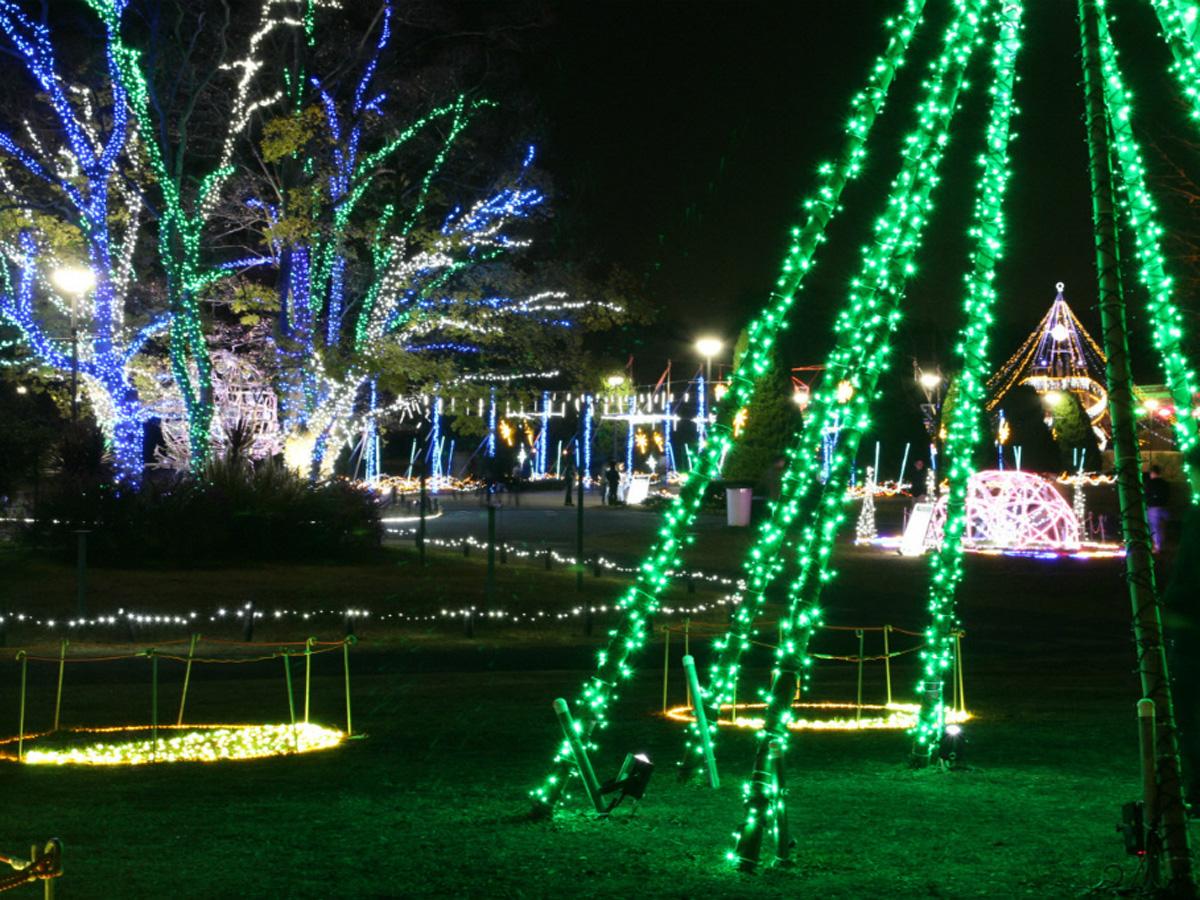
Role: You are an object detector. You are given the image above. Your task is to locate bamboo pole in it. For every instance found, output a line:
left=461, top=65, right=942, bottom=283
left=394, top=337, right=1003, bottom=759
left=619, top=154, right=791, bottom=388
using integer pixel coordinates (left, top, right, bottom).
left=682, top=655, right=719, bottom=788
left=1079, top=0, right=1193, bottom=885
left=552, top=698, right=606, bottom=815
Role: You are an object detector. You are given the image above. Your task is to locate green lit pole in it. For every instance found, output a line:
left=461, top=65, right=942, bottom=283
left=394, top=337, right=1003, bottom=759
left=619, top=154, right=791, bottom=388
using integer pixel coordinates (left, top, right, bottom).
left=684, top=0, right=982, bottom=782
left=1093, top=1, right=1200, bottom=498
left=730, top=2, right=985, bottom=866
left=530, top=0, right=930, bottom=816
left=1147, top=0, right=1200, bottom=133
left=911, top=0, right=1023, bottom=764
left=1080, top=0, right=1194, bottom=888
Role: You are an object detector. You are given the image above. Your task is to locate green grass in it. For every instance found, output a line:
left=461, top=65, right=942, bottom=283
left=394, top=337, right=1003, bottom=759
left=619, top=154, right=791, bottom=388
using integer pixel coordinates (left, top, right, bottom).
left=0, top=542, right=1179, bottom=897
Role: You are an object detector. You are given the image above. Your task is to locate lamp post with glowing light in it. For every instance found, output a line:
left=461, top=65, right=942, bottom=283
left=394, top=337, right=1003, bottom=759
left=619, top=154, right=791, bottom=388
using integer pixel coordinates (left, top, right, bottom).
left=696, top=337, right=723, bottom=388
left=915, top=363, right=944, bottom=489
left=52, top=267, right=96, bottom=423
left=695, top=337, right=723, bottom=440
left=605, top=374, right=626, bottom=460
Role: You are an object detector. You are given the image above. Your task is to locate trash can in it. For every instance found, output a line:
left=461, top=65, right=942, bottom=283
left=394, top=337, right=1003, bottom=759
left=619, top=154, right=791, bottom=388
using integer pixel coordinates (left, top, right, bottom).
left=726, top=487, right=753, bottom=527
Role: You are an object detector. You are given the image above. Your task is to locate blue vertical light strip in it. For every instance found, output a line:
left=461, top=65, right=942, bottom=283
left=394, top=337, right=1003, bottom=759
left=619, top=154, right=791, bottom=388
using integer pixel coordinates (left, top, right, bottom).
left=537, top=390, right=550, bottom=476
left=997, top=409, right=1006, bottom=469
left=664, top=400, right=675, bottom=474
left=429, top=395, right=442, bottom=491
left=364, top=378, right=380, bottom=485
left=696, top=374, right=707, bottom=445
left=487, top=387, right=497, bottom=458
left=583, top=393, right=594, bottom=478
left=625, top=396, right=636, bottom=474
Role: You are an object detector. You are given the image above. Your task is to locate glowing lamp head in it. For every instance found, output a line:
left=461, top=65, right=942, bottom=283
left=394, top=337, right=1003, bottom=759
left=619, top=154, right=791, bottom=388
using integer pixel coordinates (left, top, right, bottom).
left=1043, top=391, right=1063, bottom=408
left=695, top=337, right=723, bottom=359
left=792, top=388, right=810, bottom=409
left=1049, top=324, right=1070, bottom=343
left=52, top=266, right=96, bottom=297
left=918, top=371, right=942, bottom=391
left=605, top=374, right=626, bottom=389
left=835, top=380, right=854, bottom=404
left=282, top=431, right=317, bottom=474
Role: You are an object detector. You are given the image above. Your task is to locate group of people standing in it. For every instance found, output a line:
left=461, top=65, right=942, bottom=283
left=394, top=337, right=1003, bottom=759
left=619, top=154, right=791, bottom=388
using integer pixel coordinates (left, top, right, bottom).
left=562, top=453, right=623, bottom=506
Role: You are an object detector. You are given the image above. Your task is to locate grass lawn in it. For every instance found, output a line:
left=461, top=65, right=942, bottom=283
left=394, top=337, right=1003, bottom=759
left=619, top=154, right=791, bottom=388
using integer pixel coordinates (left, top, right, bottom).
left=0, top=538, right=1182, bottom=897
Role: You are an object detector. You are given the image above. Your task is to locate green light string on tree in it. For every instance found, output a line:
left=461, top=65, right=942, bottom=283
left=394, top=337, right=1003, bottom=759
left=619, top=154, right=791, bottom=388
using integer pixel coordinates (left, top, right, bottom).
left=1147, top=0, right=1200, bottom=127
left=729, top=2, right=989, bottom=869
left=680, top=0, right=984, bottom=782
left=1093, top=0, right=1200, bottom=498
left=528, top=0, right=929, bottom=815
left=89, top=0, right=299, bottom=471
left=911, top=0, right=1023, bottom=765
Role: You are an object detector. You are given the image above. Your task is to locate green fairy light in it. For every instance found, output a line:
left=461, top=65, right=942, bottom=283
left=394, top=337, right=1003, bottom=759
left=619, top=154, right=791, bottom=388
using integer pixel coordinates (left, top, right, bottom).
left=1147, top=0, right=1200, bottom=129
left=529, top=0, right=930, bottom=816
left=729, top=1, right=987, bottom=868
left=1094, top=0, right=1200, bottom=498
left=911, top=0, right=1023, bottom=764
left=681, top=0, right=986, bottom=787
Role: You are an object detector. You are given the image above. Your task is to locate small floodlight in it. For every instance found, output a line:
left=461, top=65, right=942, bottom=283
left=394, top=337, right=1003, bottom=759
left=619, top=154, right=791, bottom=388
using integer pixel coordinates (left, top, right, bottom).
left=600, top=752, right=655, bottom=812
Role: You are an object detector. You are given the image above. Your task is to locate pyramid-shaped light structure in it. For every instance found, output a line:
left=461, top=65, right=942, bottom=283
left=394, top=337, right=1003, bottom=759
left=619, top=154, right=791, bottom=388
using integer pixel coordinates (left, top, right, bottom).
left=987, top=282, right=1108, bottom=421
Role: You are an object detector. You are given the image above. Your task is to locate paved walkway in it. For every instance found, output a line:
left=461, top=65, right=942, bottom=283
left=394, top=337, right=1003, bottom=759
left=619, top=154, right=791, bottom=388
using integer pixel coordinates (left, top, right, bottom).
left=382, top=487, right=727, bottom=558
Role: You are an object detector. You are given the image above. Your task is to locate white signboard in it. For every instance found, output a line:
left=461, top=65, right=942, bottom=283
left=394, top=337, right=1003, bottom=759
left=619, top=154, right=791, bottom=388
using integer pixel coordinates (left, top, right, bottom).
left=900, top=502, right=936, bottom=557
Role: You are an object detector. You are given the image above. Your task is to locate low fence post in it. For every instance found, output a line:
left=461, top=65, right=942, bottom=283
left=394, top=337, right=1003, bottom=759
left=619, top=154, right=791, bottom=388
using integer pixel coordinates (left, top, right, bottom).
left=177, top=633, right=200, bottom=726
left=16, top=650, right=27, bottom=762
left=343, top=636, right=356, bottom=737
left=855, top=629, right=865, bottom=724
left=883, top=624, right=893, bottom=707
left=661, top=625, right=671, bottom=713
left=304, top=637, right=315, bottom=724
left=148, top=649, right=159, bottom=754
left=52, top=639, right=68, bottom=732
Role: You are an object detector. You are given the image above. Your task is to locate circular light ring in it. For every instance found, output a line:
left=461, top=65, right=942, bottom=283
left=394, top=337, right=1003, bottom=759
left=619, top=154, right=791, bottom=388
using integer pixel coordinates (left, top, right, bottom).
left=0, top=723, right=345, bottom=766
left=665, top=701, right=971, bottom=732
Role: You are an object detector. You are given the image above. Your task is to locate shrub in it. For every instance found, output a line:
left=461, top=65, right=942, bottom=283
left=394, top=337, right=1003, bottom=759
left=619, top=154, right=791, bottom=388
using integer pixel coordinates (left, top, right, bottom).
left=25, top=455, right=381, bottom=567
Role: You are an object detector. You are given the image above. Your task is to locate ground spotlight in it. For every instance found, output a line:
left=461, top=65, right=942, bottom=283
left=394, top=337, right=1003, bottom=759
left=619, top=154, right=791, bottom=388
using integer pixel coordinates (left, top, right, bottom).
left=938, top=724, right=966, bottom=769
left=601, top=752, right=655, bottom=812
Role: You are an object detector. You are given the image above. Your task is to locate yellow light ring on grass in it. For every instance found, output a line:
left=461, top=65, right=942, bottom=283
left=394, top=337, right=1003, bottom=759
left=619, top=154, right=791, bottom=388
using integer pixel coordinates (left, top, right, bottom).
left=665, top=701, right=972, bottom=732
left=0, top=723, right=345, bottom=766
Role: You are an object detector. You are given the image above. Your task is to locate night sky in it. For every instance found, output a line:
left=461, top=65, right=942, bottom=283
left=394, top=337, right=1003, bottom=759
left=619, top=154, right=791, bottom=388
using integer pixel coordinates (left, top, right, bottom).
left=516, top=0, right=1191, bottom=391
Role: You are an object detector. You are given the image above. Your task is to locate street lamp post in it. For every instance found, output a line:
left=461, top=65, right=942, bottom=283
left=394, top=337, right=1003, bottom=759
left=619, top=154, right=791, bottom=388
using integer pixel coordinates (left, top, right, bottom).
left=52, top=267, right=96, bottom=423
left=696, top=337, right=722, bottom=388
left=605, top=374, right=625, bottom=460
left=695, top=337, right=723, bottom=438
left=915, top=363, right=944, bottom=492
